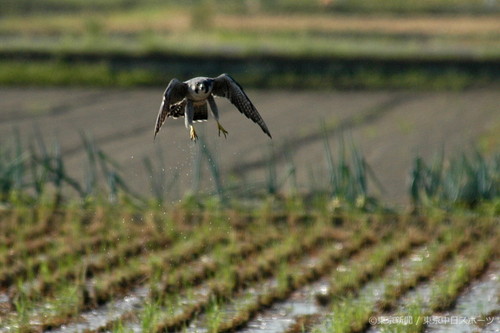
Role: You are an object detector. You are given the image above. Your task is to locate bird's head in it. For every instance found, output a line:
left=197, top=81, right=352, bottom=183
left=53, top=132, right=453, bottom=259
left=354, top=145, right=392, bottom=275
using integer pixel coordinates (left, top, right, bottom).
left=194, top=79, right=213, bottom=94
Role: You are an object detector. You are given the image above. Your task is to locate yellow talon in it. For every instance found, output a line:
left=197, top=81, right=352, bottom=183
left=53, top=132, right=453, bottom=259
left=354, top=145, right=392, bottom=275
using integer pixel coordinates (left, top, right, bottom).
left=217, top=122, right=228, bottom=138
left=190, top=126, right=198, bottom=141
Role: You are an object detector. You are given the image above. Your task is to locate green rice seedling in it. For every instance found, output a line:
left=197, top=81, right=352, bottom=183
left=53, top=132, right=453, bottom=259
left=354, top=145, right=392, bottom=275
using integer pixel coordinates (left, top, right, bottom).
left=12, top=129, right=25, bottom=189
left=12, top=280, right=31, bottom=328
left=30, top=148, right=86, bottom=200
left=322, top=294, right=374, bottom=333
left=112, top=319, right=133, bottom=333
left=27, top=143, right=48, bottom=198
left=276, top=262, right=293, bottom=294
left=141, top=300, right=163, bottom=333
left=206, top=296, right=224, bottom=333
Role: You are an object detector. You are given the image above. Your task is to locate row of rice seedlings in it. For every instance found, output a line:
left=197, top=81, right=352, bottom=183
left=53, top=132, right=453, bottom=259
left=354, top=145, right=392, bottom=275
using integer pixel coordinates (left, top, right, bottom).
left=81, top=220, right=330, bottom=332
left=188, top=221, right=384, bottom=332
left=3, top=126, right=498, bottom=212
left=1, top=194, right=149, bottom=272
left=382, top=236, right=497, bottom=333
left=9, top=209, right=282, bottom=310
left=315, top=226, right=427, bottom=306
left=84, top=224, right=296, bottom=332
left=0, top=214, right=71, bottom=269
left=0, top=209, right=165, bottom=289
left=202, top=225, right=383, bottom=333
left=284, top=239, right=431, bottom=333
left=3, top=214, right=220, bottom=315
left=309, top=221, right=478, bottom=333
left=150, top=228, right=284, bottom=297
left=18, top=211, right=282, bottom=326
left=378, top=223, right=476, bottom=311
left=430, top=239, right=495, bottom=311
left=0, top=230, right=112, bottom=288
left=95, top=215, right=380, bottom=329
left=133, top=218, right=353, bottom=332
left=409, top=150, right=500, bottom=210
left=8, top=277, right=85, bottom=331
left=283, top=220, right=444, bottom=332
left=0, top=206, right=70, bottom=255
left=11, top=228, right=178, bottom=300
left=2, top=228, right=229, bottom=331
left=81, top=225, right=231, bottom=304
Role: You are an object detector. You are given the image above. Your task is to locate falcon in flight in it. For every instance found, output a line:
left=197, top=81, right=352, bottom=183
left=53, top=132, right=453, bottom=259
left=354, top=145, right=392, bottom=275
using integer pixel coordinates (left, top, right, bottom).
left=154, top=73, right=272, bottom=141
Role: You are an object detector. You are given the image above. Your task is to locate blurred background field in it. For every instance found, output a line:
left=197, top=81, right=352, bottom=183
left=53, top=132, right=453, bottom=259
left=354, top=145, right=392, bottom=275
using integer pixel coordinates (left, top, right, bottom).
left=1, top=0, right=499, bottom=88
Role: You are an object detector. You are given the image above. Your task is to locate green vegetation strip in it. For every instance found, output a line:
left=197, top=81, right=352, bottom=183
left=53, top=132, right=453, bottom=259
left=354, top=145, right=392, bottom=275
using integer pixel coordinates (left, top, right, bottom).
left=0, top=56, right=497, bottom=90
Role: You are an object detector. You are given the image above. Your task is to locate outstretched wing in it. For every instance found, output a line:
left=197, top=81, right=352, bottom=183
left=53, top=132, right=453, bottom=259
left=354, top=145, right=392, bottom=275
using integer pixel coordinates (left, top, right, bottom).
left=212, top=73, right=271, bottom=138
left=154, top=79, right=188, bottom=139
left=169, top=100, right=187, bottom=119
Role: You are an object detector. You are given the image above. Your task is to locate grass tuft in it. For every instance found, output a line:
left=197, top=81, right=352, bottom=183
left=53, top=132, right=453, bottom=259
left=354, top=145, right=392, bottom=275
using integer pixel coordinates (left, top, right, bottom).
left=410, top=150, right=500, bottom=211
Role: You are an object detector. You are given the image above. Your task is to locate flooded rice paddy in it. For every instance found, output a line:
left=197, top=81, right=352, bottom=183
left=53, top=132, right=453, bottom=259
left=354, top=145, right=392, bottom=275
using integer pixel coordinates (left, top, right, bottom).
left=0, top=208, right=497, bottom=332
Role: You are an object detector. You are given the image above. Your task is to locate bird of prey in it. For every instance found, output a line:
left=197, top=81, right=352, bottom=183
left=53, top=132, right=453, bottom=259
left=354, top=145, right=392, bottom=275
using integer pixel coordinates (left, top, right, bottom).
left=154, top=73, right=271, bottom=141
